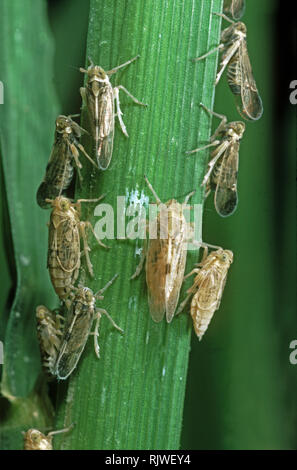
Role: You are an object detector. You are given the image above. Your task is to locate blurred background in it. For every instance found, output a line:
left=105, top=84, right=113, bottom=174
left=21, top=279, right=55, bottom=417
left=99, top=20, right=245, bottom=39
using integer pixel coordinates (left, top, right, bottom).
left=183, top=0, right=297, bottom=449
left=0, top=0, right=296, bottom=449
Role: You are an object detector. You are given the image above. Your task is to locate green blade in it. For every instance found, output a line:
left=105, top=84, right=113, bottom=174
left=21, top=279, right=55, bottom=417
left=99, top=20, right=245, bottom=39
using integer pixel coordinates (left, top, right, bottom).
left=55, top=0, right=223, bottom=450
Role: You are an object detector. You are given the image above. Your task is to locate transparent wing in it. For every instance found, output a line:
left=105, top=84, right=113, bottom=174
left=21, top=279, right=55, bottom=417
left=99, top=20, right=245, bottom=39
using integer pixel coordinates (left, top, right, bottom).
left=196, top=267, right=225, bottom=312
left=55, top=304, right=93, bottom=380
left=97, top=87, right=114, bottom=170
left=223, top=0, right=245, bottom=20
left=84, top=85, right=114, bottom=170
left=165, top=225, right=187, bottom=323
left=47, top=217, right=80, bottom=273
left=146, top=238, right=168, bottom=322
left=36, top=138, right=72, bottom=208
left=237, top=40, right=263, bottom=120
left=214, top=140, right=239, bottom=217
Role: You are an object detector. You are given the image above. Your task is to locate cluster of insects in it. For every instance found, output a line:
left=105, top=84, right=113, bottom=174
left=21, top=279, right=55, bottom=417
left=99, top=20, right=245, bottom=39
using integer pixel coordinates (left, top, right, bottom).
left=34, top=56, right=147, bottom=385
left=131, top=0, right=261, bottom=340
left=28, top=0, right=262, bottom=449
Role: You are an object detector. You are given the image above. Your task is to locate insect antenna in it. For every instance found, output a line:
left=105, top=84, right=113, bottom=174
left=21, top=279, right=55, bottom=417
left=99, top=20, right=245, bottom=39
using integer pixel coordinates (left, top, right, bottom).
left=47, top=423, right=75, bottom=437
left=213, top=12, right=234, bottom=23
left=107, top=54, right=140, bottom=76
left=144, top=175, right=161, bottom=204
left=94, top=273, right=119, bottom=299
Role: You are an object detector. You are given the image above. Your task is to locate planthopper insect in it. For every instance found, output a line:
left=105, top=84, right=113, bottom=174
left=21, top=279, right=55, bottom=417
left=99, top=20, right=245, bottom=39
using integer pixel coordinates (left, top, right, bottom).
left=46, top=195, right=108, bottom=304
left=187, top=103, right=245, bottom=217
left=223, top=0, right=245, bottom=20
left=131, top=175, right=196, bottom=323
left=54, top=276, right=123, bottom=380
left=80, top=55, right=147, bottom=170
left=37, top=115, right=98, bottom=209
left=177, top=246, right=233, bottom=340
left=23, top=424, right=74, bottom=450
left=193, top=14, right=263, bottom=121
left=36, top=305, right=64, bottom=378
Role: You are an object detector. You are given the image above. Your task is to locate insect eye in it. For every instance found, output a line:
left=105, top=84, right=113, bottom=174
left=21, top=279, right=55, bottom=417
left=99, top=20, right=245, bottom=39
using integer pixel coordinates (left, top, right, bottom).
left=85, top=291, right=93, bottom=302
left=31, top=431, right=41, bottom=442
left=37, top=310, right=45, bottom=320
left=56, top=117, right=66, bottom=130
left=60, top=198, right=70, bottom=211
left=239, top=23, right=247, bottom=33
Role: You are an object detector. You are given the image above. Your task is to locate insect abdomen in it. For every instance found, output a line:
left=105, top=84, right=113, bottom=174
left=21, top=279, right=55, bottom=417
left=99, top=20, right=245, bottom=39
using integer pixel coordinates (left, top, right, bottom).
left=227, top=53, right=242, bottom=95
left=47, top=247, right=79, bottom=300
left=190, top=295, right=216, bottom=341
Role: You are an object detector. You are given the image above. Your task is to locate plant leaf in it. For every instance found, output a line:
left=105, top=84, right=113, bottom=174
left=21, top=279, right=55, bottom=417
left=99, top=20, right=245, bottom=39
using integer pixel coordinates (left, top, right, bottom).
left=0, top=0, right=60, bottom=399
left=55, top=0, right=223, bottom=450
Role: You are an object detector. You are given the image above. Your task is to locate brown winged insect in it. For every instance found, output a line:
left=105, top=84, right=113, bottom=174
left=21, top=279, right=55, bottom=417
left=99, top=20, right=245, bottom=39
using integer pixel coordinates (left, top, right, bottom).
left=177, top=246, right=233, bottom=340
left=80, top=55, right=147, bottom=170
left=23, top=424, right=74, bottom=450
left=54, top=276, right=123, bottom=380
left=131, top=176, right=196, bottom=323
left=187, top=103, right=245, bottom=217
left=37, top=115, right=98, bottom=208
left=46, top=195, right=108, bottom=303
left=223, top=0, right=245, bottom=20
left=193, top=14, right=263, bottom=121
left=36, top=305, right=64, bottom=377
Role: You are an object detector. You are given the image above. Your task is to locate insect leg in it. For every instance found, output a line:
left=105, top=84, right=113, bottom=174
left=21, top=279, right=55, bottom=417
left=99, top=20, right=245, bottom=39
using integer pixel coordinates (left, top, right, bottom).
left=84, top=220, right=109, bottom=249
left=204, top=180, right=211, bottom=199
left=69, top=143, right=83, bottom=184
left=144, top=175, right=162, bottom=204
left=183, top=190, right=195, bottom=205
left=130, top=241, right=147, bottom=280
left=94, top=273, right=119, bottom=298
left=90, top=310, right=102, bottom=358
left=201, top=140, right=229, bottom=187
left=186, top=139, right=220, bottom=156
left=47, top=423, right=75, bottom=438
left=74, top=194, right=106, bottom=216
left=76, top=142, right=98, bottom=170
left=176, top=290, right=196, bottom=316
left=80, top=86, right=87, bottom=104
left=113, top=87, right=129, bottom=137
left=91, top=308, right=124, bottom=358
left=76, top=194, right=106, bottom=205
left=79, top=222, right=94, bottom=277
left=213, top=12, right=235, bottom=24
left=193, top=44, right=224, bottom=62
left=97, top=308, right=124, bottom=334
left=215, top=40, right=241, bottom=85
left=107, top=55, right=140, bottom=75
left=199, top=103, right=228, bottom=139
left=183, top=267, right=200, bottom=281
left=116, top=85, right=147, bottom=107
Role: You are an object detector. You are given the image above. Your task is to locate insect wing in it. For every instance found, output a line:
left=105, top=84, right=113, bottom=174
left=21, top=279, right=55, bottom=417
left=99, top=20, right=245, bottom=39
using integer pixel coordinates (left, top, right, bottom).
left=36, top=306, right=62, bottom=355
left=196, top=264, right=227, bottom=311
left=223, top=0, right=245, bottom=20
left=84, top=82, right=114, bottom=170
left=36, top=306, right=63, bottom=376
left=48, top=213, right=80, bottom=274
left=214, top=140, right=239, bottom=217
left=37, top=138, right=72, bottom=208
left=237, top=40, right=263, bottom=120
left=146, top=238, right=168, bottom=322
left=164, top=218, right=188, bottom=322
left=191, top=261, right=227, bottom=339
left=97, top=86, right=114, bottom=170
left=55, top=301, right=93, bottom=379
